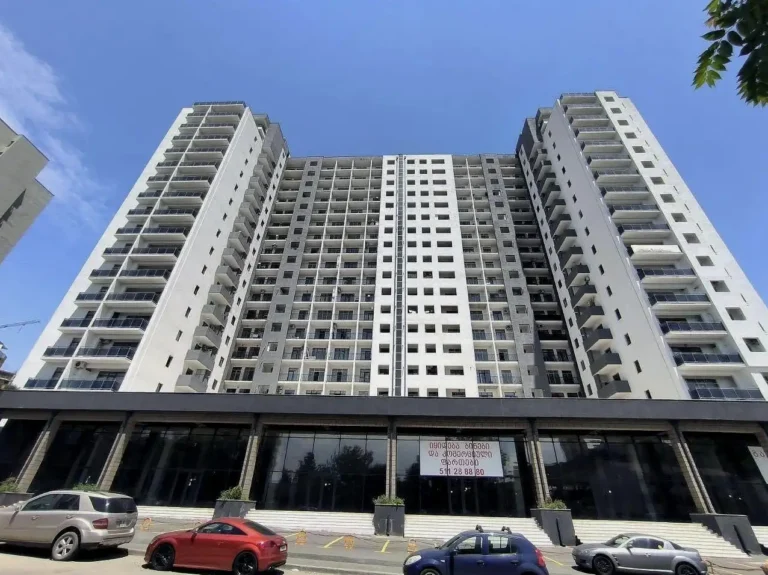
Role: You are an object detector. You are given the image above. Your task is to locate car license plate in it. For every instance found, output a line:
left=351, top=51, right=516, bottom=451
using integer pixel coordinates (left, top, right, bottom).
left=117, top=520, right=129, bottom=528
left=280, top=545, right=287, bottom=552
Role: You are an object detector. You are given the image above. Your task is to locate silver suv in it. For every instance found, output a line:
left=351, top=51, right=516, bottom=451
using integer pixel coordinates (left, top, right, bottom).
left=0, top=490, right=137, bottom=561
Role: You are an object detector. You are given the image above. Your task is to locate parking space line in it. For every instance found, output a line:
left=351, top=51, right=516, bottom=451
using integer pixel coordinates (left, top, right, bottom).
left=712, top=568, right=746, bottom=575
left=379, top=540, right=391, bottom=553
left=544, top=555, right=565, bottom=566
left=322, top=535, right=345, bottom=548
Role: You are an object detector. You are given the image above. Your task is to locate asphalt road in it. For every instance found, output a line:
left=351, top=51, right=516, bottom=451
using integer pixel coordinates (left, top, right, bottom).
left=1, top=519, right=765, bottom=575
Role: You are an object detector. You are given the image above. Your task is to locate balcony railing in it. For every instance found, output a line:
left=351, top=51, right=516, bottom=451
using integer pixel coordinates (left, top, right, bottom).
left=120, top=269, right=171, bottom=279
left=116, top=226, right=143, bottom=235
left=142, top=227, right=190, bottom=236
left=91, top=318, right=149, bottom=330
left=649, top=293, right=710, bottom=305
left=61, top=318, right=92, bottom=328
left=103, top=247, right=132, bottom=256
left=164, top=190, right=207, bottom=198
left=76, top=292, right=106, bottom=302
left=476, top=375, right=524, bottom=385
left=617, top=223, right=670, bottom=233
left=24, top=379, right=59, bottom=389
left=673, top=353, right=743, bottom=365
left=637, top=268, right=695, bottom=279
left=58, top=379, right=123, bottom=391
left=76, top=347, right=137, bottom=359
left=106, top=292, right=160, bottom=303
left=43, top=347, right=76, bottom=357
left=131, top=247, right=181, bottom=256
left=660, top=321, right=725, bottom=333
left=688, top=386, right=763, bottom=401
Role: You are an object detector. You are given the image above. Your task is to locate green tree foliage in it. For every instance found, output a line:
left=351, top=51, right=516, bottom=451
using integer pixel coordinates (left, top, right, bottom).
left=694, top=0, right=768, bottom=105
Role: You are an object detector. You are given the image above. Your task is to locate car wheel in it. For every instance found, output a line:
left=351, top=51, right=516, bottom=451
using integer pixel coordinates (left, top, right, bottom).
left=149, top=544, right=175, bottom=571
left=676, top=563, right=699, bottom=575
left=233, top=551, right=258, bottom=575
left=420, top=570, right=441, bottom=575
left=592, top=554, right=615, bottom=575
left=51, top=530, right=80, bottom=562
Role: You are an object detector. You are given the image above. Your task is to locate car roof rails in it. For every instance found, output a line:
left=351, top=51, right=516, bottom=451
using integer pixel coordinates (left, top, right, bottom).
left=475, top=524, right=484, bottom=532
left=501, top=526, right=511, bottom=533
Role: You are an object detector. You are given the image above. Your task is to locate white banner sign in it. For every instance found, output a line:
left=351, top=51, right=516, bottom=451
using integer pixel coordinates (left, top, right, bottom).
left=748, top=446, right=768, bottom=485
left=419, top=439, right=504, bottom=477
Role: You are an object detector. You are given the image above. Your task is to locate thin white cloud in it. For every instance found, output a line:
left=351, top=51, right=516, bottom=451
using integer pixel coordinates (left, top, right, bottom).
left=0, top=22, right=108, bottom=229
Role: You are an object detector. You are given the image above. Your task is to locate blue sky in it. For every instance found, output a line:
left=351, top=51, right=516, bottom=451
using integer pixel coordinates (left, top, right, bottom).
left=0, top=1, right=766, bottom=371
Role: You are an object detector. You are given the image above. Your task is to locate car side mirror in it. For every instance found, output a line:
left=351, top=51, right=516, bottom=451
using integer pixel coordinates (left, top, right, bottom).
left=625, top=542, right=633, bottom=550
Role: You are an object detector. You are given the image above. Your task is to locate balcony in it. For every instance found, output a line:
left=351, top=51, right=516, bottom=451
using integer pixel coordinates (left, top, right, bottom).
left=201, top=304, right=226, bottom=327
left=146, top=174, right=171, bottom=188
left=627, top=244, right=682, bottom=264
left=126, top=207, right=152, bottom=220
left=660, top=321, right=727, bottom=342
left=673, top=352, right=744, bottom=374
left=545, top=199, right=567, bottom=220
left=152, top=208, right=198, bottom=224
left=586, top=152, right=632, bottom=168
left=130, top=246, right=181, bottom=262
left=43, top=347, right=76, bottom=359
left=576, top=306, right=604, bottom=329
left=616, top=223, right=671, bottom=242
left=609, top=204, right=660, bottom=221
left=60, top=318, right=91, bottom=332
left=185, top=349, right=215, bottom=371
left=648, top=293, right=711, bottom=312
left=554, top=229, right=577, bottom=252
left=194, top=325, right=222, bottom=348
left=209, top=284, right=235, bottom=306
left=175, top=374, right=209, bottom=393
left=688, top=386, right=764, bottom=401
left=637, top=267, right=696, bottom=287
left=569, top=284, right=597, bottom=307
left=580, top=140, right=625, bottom=153
left=601, top=186, right=650, bottom=202
left=24, top=379, right=59, bottom=390
left=141, top=227, right=189, bottom=241
left=564, top=264, right=590, bottom=288
left=549, top=214, right=572, bottom=236
left=573, top=126, right=617, bottom=140
left=170, top=175, right=212, bottom=188
left=137, top=190, right=162, bottom=203
left=75, top=292, right=106, bottom=306
left=90, top=318, right=149, bottom=334
left=229, top=231, right=249, bottom=252
left=558, top=247, right=583, bottom=268
left=89, top=269, right=118, bottom=283
left=583, top=328, right=613, bottom=351
left=58, top=379, right=122, bottom=391
left=592, top=168, right=642, bottom=184
left=102, top=246, right=132, bottom=261
left=105, top=292, right=160, bottom=309
left=119, top=269, right=171, bottom=284
left=163, top=190, right=207, bottom=205
left=560, top=92, right=599, bottom=104
left=223, top=248, right=245, bottom=269
left=589, top=351, right=622, bottom=376
left=597, top=379, right=631, bottom=398
left=76, top=346, right=136, bottom=359
left=215, top=265, right=239, bottom=287
left=115, top=226, right=143, bottom=239
left=569, top=114, right=610, bottom=127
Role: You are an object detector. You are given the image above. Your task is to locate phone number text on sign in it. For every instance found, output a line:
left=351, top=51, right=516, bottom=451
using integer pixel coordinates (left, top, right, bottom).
left=420, top=440, right=504, bottom=478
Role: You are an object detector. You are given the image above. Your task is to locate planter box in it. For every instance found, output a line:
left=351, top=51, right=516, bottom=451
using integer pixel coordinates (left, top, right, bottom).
left=531, top=508, right=575, bottom=546
left=373, top=504, right=405, bottom=537
left=0, top=492, right=32, bottom=507
left=213, top=499, right=255, bottom=519
left=691, top=513, right=760, bottom=555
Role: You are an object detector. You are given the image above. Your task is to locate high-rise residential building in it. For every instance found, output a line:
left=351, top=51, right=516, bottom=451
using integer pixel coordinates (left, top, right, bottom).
left=7, top=95, right=768, bottom=535
left=0, top=118, right=52, bottom=263
left=15, top=95, right=768, bottom=403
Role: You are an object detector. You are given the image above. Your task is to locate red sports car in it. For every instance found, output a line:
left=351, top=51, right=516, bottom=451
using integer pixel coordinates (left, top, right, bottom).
left=144, top=517, right=287, bottom=574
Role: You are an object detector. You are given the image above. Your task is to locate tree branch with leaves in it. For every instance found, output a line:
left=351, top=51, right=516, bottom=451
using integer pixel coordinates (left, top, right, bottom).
left=694, top=0, right=768, bottom=106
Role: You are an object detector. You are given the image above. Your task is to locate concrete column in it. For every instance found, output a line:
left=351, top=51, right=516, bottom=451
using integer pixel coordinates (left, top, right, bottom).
left=98, top=414, right=136, bottom=491
left=16, top=414, right=62, bottom=493
left=666, top=423, right=715, bottom=514
left=238, top=418, right=263, bottom=497
left=385, top=419, right=397, bottom=497
left=525, top=420, right=547, bottom=507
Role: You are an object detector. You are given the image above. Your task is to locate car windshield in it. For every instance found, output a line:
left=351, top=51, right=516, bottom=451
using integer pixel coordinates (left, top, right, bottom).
left=243, top=520, right=277, bottom=536
left=605, top=535, right=631, bottom=547
left=89, top=496, right=137, bottom=514
left=439, top=534, right=464, bottom=549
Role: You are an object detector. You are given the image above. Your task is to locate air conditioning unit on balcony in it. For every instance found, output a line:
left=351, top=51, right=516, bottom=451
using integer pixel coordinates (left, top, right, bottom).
left=74, top=361, right=90, bottom=371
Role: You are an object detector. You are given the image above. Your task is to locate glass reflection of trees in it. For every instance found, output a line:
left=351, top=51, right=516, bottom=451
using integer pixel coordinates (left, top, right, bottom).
left=253, top=431, right=386, bottom=512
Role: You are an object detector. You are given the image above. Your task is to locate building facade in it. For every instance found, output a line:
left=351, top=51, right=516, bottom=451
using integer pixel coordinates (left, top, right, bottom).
left=5, top=94, right=768, bottom=524
left=0, top=118, right=52, bottom=263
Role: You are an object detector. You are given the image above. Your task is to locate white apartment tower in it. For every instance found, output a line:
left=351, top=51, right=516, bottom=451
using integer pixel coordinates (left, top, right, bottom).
left=0, top=118, right=52, bottom=263
left=16, top=94, right=768, bottom=401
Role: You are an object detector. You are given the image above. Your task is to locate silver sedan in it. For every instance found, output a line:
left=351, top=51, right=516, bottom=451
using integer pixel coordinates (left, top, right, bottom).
left=572, top=533, right=708, bottom=575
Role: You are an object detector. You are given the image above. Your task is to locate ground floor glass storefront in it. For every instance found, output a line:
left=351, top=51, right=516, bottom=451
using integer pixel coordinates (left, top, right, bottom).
left=686, top=432, right=768, bottom=525
left=539, top=432, right=695, bottom=520
left=395, top=432, right=536, bottom=517
left=251, top=429, right=386, bottom=512
left=112, top=423, right=249, bottom=507
left=0, top=419, right=45, bottom=483
left=30, top=422, right=119, bottom=494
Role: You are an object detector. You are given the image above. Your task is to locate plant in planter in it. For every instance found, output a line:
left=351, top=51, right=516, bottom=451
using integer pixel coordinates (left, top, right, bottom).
left=541, top=498, right=567, bottom=510
left=373, top=494, right=405, bottom=536
left=531, top=498, right=575, bottom=546
left=0, top=477, right=19, bottom=493
left=72, top=483, right=101, bottom=492
left=213, top=486, right=254, bottom=519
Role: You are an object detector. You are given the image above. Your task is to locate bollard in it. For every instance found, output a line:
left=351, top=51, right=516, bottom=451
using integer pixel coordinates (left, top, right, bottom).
left=296, top=530, right=307, bottom=546
left=407, top=539, right=418, bottom=553
left=141, top=518, right=152, bottom=531
left=343, top=535, right=354, bottom=550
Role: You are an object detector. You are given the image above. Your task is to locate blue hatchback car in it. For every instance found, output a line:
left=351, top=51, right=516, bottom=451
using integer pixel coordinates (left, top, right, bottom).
left=403, top=529, right=549, bottom=575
